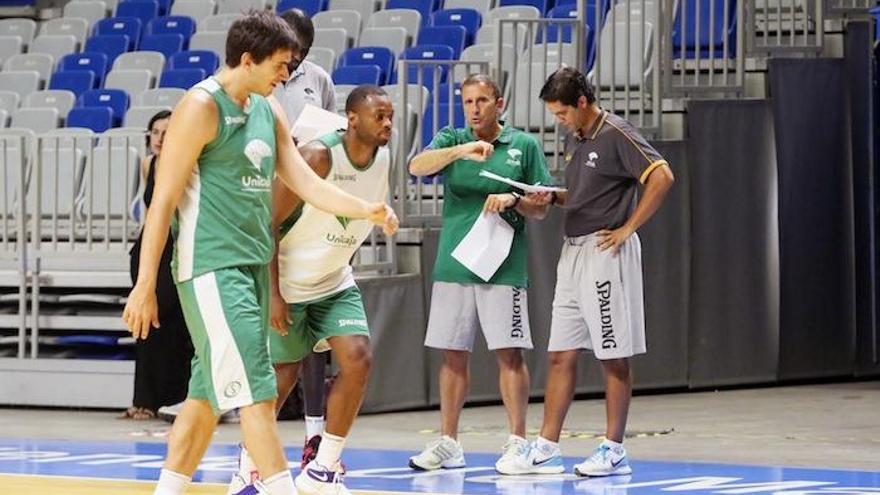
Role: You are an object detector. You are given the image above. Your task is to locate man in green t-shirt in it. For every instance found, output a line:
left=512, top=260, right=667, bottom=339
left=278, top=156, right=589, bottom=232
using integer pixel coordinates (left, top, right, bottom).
left=408, top=74, right=551, bottom=475
left=122, top=12, right=397, bottom=495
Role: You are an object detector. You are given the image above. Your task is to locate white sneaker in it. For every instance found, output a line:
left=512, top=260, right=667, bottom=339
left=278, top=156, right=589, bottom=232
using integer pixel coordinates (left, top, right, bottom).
left=494, top=435, right=532, bottom=475
left=522, top=440, right=566, bottom=474
left=408, top=436, right=466, bottom=471
left=573, top=443, right=632, bottom=477
left=226, top=445, right=260, bottom=495
left=295, top=460, right=350, bottom=495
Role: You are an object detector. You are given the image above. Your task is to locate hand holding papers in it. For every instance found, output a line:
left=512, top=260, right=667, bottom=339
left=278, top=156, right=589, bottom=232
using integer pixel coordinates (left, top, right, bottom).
left=291, top=104, right=349, bottom=144
left=451, top=212, right=515, bottom=282
left=478, top=169, right=566, bottom=194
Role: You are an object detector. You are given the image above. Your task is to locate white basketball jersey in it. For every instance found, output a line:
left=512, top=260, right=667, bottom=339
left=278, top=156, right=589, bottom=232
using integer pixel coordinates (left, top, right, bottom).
left=278, top=131, right=390, bottom=303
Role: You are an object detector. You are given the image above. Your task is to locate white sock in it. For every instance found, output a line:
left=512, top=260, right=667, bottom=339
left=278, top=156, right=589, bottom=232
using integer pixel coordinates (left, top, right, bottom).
left=153, top=469, right=190, bottom=495
left=602, top=438, right=624, bottom=453
left=239, top=444, right=258, bottom=481
left=259, top=470, right=296, bottom=495
left=536, top=436, right=559, bottom=453
left=305, top=415, right=325, bottom=440
left=314, top=431, right=346, bottom=468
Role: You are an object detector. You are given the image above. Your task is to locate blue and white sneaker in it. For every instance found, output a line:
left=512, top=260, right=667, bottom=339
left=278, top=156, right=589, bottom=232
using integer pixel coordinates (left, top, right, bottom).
left=522, top=440, right=565, bottom=474
left=573, top=443, right=632, bottom=477
left=295, top=460, right=351, bottom=495
left=228, top=479, right=264, bottom=495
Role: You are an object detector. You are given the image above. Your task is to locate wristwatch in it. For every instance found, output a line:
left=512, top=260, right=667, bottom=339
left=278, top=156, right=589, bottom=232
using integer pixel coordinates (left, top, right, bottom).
left=510, top=191, right=522, bottom=207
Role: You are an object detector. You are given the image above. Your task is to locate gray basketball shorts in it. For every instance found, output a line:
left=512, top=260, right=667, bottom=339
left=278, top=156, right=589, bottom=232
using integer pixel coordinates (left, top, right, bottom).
left=425, top=281, right=533, bottom=352
left=548, top=232, right=646, bottom=360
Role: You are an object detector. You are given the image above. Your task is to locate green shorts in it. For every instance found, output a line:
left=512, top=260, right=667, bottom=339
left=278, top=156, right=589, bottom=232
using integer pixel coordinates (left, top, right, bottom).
left=270, top=286, right=370, bottom=364
left=176, top=264, right=277, bottom=413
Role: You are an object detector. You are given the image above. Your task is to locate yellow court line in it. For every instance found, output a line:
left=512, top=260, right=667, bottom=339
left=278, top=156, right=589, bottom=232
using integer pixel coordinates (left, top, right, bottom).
left=0, top=473, right=456, bottom=495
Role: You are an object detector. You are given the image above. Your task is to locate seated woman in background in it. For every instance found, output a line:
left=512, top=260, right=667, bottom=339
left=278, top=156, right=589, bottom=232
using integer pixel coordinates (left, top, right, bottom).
left=120, top=110, right=193, bottom=420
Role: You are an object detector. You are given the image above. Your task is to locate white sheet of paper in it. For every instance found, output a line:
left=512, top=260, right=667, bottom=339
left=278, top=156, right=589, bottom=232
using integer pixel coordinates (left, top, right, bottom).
left=451, top=212, right=515, bottom=282
left=478, top=169, right=566, bottom=194
left=290, top=104, right=348, bottom=144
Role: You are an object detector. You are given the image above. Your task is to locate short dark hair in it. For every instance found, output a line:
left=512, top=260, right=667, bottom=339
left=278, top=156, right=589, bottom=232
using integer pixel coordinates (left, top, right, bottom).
left=461, top=73, right=501, bottom=100
left=539, top=66, right=596, bottom=106
left=225, top=10, right=300, bottom=68
left=279, top=8, right=314, bottom=48
left=345, top=85, right=388, bottom=114
left=146, top=109, right=171, bottom=148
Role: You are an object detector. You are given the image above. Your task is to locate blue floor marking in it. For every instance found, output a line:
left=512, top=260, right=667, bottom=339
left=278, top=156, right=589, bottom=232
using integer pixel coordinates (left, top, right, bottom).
left=0, top=438, right=878, bottom=494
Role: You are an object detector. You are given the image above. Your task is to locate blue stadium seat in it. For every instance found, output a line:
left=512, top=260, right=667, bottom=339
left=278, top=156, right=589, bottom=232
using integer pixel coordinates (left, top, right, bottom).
left=78, top=88, right=130, bottom=127
left=67, top=106, right=114, bottom=132
left=672, top=0, right=737, bottom=58
left=422, top=102, right=464, bottom=152
left=499, top=0, right=548, bottom=15
left=169, top=50, right=219, bottom=74
left=139, top=33, right=184, bottom=59
left=85, top=35, right=131, bottom=67
left=59, top=52, right=109, bottom=87
left=159, top=67, right=206, bottom=88
left=332, top=65, right=382, bottom=86
left=872, top=7, right=880, bottom=41
left=396, top=44, right=454, bottom=92
left=431, top=9, right=482, bottom=46
left=49, top=70, right=96, bottom=99
left=94, top=17, right=143, bottom=51
left=542, top=6, right=595, bottom=68
left=338, top=47, right=394, bottom=86
left=116, top=0, right=160, bottom=26
left=435, top=82, right=461, bottom=104
left=386, top=0, right=438, bottom=26
left=417, top=26, right=467, bottom=59
left=276, top=0, right=326, bottom=16
left=147, top=16, right=196, bottom=47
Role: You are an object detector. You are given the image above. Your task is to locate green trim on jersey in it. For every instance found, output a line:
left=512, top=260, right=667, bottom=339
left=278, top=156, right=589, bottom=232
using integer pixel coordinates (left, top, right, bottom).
left=429, top=122, right=551, bottom=287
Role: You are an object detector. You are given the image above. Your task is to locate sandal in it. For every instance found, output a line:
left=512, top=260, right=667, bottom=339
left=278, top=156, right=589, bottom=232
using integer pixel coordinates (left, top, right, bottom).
left=132, top=408, right=156, bottom=420
left=118, top=406, right=140, bottom=419
left=119, top=407, right=157, bottom=420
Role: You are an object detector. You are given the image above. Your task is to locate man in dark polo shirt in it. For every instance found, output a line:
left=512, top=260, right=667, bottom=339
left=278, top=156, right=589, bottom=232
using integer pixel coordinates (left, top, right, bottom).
left=521, top=67, right=674, bottom=477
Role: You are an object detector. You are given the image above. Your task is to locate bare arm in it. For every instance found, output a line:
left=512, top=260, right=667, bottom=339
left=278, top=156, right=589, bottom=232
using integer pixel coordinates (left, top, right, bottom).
left=596, top=164, right=675, bottom=253
left=269, top=95, right=397, bottom=233
left=123, top=91, right=218, bottom=339
left=409, top=141, right=494, bottom=176
left=483, top=192, right=550, bottom=219
left=268, top=143, right=331, bottom=333
left=622, top=164, right=674, bottom=232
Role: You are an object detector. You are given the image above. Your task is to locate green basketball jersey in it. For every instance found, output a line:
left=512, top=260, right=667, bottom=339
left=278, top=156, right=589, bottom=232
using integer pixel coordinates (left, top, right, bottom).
left=173, top=77, right=277, bottom=283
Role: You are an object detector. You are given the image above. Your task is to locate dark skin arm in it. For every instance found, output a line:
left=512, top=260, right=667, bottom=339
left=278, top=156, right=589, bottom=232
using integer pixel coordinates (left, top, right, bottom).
left=268, top=142, right=331, bottom=334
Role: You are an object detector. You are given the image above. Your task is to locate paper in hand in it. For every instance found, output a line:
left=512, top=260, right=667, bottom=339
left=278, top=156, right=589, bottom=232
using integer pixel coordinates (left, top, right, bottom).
left=451, top=212, right=515, bottom=282
left=291, top=104, right=348, bottom=144
left=478, top=169, right=566, bottom=194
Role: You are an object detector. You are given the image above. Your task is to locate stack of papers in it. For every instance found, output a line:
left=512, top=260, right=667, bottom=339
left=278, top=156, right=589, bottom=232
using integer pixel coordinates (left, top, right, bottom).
left=291, top=104, right=348, bottom=144
left=478, top=170, right=566, bottom=193
left=451, top=213, right=514, bottom=282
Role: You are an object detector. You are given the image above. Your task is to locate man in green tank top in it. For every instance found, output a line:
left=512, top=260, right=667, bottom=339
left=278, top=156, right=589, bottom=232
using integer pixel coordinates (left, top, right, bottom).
left=122, top=11, right=398, bottom=495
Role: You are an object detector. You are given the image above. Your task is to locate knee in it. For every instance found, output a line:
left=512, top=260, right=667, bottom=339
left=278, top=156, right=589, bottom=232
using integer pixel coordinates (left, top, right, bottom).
left=339, top=344, right=372, bottom=376
left=496, top=349, right=525, bottom=371
left=443, top=350, right=469, bottom=371
left=547, top=351, right=577, bottom=370
left=602, top=358, right=630, bottom=378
